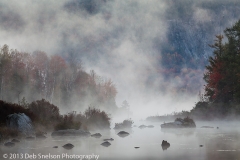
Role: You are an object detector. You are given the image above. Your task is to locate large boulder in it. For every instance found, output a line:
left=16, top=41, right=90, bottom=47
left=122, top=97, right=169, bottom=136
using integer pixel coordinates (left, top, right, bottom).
left=91, top=133, right=102, bottom=138
left=6, top=113, right=33, bottom=135
left=51, top=129, right=90, bottom=137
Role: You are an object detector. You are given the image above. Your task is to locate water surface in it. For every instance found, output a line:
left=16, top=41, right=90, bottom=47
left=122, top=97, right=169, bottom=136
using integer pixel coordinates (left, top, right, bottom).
left=1, top=121, right=240, bottom=160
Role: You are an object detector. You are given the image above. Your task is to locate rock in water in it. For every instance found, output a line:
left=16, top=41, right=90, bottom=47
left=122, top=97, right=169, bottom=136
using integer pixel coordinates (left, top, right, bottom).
left=53, top=146, right=58, bottom=148
left=101, top=141, right=111, bottom=147
left=103, top=138, right=114, bottom=141
left=91, top=133, right=102, bottom=138
left=11, top=139, right=20, bottom=143
left=161, top=117, right=196, bottom=128
left=161, top=140, right=170, bottom=150
left=36, top=135, right=47, bottom=139
left=51, top=129, right=90, bottom=137
left=6, top=113, right=33, bottom=134
left=62, top=143, right=74, bottom=150
left=201, top=126, right=214, bottom=128
left=117, top=131, right=129, bottom=138
left=36, top=132, right=47, bottom=139
left=147, top=125, right=154, bottom=128
left=26, top=136, right=35, bottom=141
left=4, top=142, right=15, bottom=148
left=139, top=125, right=147, bottom=129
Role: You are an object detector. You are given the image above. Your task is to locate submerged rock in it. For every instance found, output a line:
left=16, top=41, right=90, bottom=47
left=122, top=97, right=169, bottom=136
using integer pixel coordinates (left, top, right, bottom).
left=117, top=131, right=129, bottom=138
left=53, top=146, right=58, bottom=148
left=201, top=126, right=214, bottom=128
left=36, top=135, right=47, bottom=139
left=4, top=142, right=15, bottom=148
left=91, top=133, right=102, bottom=138
left=139, top=125, right=147, bottom=129
left=134, top=147, right=140, bottom=149
left=161, top=140, right=170, bottom=150
left=26, top=136, right=35, bottom=141
left=101, top=141, right=111, bottom=147
left=161, top=117, right=196, bottom=128
left=62, top=143, right=74, bottom=150
left=147, top=125, right=154, bottom=128
left=51, top=129, right=90, bottom=137
left=199, top=145, right=203, bottom=147
left=11, top=139, right=20, bottom=143
left=6, top=113, right=33, bottom=134
left=103, top=138, right=114, bottom=141
left=36, top=131, right=47, bottom=139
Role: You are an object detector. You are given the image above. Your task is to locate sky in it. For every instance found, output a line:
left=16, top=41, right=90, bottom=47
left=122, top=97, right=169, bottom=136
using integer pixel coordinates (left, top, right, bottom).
left=1, top=0, right=240, bottom=118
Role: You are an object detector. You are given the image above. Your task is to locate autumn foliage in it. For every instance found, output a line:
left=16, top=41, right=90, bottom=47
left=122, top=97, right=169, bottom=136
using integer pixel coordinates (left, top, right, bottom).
left=54, top=107, right=111, bottom=131
left=0, top=45, right=117, bottom=112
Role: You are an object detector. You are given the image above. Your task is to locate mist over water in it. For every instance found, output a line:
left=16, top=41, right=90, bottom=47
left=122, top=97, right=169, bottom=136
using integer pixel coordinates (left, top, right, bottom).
left=1, top=121, right=240, bottom=160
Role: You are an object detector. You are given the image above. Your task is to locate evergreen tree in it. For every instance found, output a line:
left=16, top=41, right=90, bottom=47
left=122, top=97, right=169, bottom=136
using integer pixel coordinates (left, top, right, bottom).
left=204, top=20, right=240, bottom=103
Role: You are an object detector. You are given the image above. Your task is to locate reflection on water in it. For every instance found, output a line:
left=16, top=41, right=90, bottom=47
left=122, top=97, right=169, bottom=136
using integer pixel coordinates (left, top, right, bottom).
left=1, top=121, right=240, bottom=160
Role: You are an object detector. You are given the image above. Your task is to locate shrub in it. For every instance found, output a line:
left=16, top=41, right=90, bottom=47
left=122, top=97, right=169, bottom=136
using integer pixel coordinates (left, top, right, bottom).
left=54, top=112, right=82, bottom=131
left=84, top=107, right=110, bottom=130
left=114, top=119, right=133, bottom=129
left=28, top=99, right=60, bottom=126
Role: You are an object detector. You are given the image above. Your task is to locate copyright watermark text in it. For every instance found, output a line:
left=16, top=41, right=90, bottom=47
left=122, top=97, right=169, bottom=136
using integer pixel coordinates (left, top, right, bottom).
left=2, top=153, right=99, bottom=160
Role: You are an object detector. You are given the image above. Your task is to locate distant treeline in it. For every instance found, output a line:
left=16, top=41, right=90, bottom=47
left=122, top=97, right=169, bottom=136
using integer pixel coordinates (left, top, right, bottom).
left=0, top=45, right=117, bottom=112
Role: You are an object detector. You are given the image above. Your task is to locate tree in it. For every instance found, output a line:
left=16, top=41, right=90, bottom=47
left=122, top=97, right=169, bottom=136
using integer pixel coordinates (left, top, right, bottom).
left=204, top=20, right=240, bottom=103
left=32, top=51, right=49, bottom=99
left=204, top=35, right=225, bottom=102
left=0, top=45, right=11, bottom=100
left=48, top=55, right=66, bottom=103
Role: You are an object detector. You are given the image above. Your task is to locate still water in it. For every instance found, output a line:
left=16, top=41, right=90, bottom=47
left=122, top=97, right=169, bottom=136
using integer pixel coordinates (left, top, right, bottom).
left=1, top=121, right=240, bottom=160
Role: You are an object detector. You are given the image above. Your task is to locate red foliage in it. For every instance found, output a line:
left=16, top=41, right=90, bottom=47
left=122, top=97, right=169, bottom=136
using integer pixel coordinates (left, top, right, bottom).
left=205, top=59, right=223, bottom=100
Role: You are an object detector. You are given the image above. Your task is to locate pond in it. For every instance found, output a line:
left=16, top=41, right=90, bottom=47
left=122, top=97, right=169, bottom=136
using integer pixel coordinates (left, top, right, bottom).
left=1, top=121, right=240, bottom=160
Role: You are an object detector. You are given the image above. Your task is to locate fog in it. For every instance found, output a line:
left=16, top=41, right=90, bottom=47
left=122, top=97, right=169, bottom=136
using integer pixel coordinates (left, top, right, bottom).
left=1, top=0, right=240, bottom=119
left=2, top=121, right=240, bottom=160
